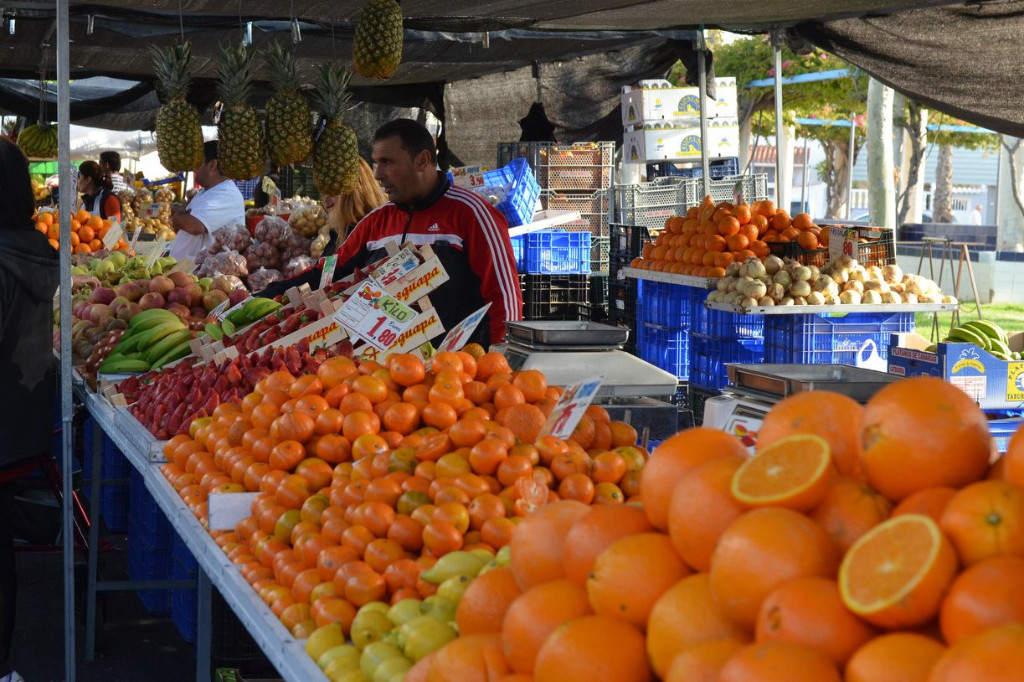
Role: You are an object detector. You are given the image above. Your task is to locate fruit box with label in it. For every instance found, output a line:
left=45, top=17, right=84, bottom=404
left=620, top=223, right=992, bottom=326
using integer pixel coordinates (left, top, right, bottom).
left=620, top=78, right=737, bottom=127
left=623, top=119, right=739, bottom=162
left=887, top=331, right=1024, bottom=410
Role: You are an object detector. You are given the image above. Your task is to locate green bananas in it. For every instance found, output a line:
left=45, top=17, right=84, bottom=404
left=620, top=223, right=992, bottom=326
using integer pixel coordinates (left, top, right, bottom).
left=17, top=123, right=58, bottom=158
left=943, top=320, right=1019, bottom=360
left=100, top=310, right=194, bottom=373
left=224, top=297, right=281, bottom=327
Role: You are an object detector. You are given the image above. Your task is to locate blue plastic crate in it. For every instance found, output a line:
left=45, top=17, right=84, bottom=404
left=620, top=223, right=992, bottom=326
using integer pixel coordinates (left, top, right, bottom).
left=764, top=312, right=915, bottom=365
left=990, top=418, right=1024, bottom=454
left=481, top=158, right=541, bottom=227
left=689, top=335, right=765, bottom=391
left=127, top=534, right=174, bottom=615
left=648, top=157, right=740, bottom=180
left=522, top=230, right=591, bottom=274
left=510, top=235, right=525, bottom=271
left=101, top=486, right=129, bottom=533
left=638, top=281, right=703, bottom=329
left=171, top=533, right=198, bottom=643
left=128, top=469, right=175, bottom=547
left=689, top=293, right=765, bottom=340
left=637, top=322, right=690, bottom=381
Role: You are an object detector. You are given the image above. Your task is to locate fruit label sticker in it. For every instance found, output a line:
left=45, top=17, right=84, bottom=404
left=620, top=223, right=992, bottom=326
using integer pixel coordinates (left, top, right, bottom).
left=373, top=247, right=421, bottom=287
left=829, top=226, right=858, bottom=261
left=1006, top=362, right=1024, bottom=402
left=335, top=279, right=417, bottom=351
left=433, top=303, right=492, bottom=356
left=101, top=221, right=123, bottom=250
left=319, top=254, right=339, bottom=289
left=539, top=376, right=603, bottom=439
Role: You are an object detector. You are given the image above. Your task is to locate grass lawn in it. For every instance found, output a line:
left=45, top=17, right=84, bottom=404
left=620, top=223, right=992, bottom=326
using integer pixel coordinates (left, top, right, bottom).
left=914, top=302, right=1024, bottom=340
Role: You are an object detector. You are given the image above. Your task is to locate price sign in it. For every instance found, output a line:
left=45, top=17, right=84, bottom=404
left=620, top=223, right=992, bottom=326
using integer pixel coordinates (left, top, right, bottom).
left=319, top=254, right=339, bottom=289
left=143, top=238, right=166, bottom=267
left=128, top=223, right=143, bottom=253
left=539, top=376, right=604, bottom=439
left=433, top=303, right=491, bottom=356
left=373, top=247, right=421, bottom=287
left=335, top=279, right=417, bottom=351
left=101, top=220, right=123, bottom=251
left=210, top=298, right=238, bottom=321
left=828, top=225, right=858, bottom=262
left=450, top=165, right=484, bottom=188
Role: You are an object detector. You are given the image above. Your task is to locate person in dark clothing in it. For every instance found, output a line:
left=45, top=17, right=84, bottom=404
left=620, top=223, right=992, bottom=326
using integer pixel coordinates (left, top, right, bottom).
left=259, top=119, right=522, bottom=347
left=0, top=138, right=60, bottom=682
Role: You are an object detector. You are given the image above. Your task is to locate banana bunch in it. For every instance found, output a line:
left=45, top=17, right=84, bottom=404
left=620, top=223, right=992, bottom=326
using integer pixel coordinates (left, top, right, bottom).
left=941, top=320, right=1021, bottom=361
left=100, top=309, right=194, bottom=373
left=206, top=296, right=282, bottom=339
left=17, top=123, right=58, bottom=158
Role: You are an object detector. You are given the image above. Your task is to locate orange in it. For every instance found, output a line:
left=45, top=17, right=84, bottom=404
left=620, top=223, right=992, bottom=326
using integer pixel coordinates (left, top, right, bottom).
left=562, top=504, right=653, bottom=586
left=939, top=479, right=1024, bottom=566
left=501, top=579, right=592, bottom=674
left=511, top=370, right=547, bottom=403
left=928, top=623, right=1024, bottom=682
left=426, top=633, right=510, bottom=681
left=845, top=632, right=945, bottom=682
left=508, top=500, right=590, bottom=590
left=939, top=556, right=1024, bottom=644
left=838, top=514, right=958, bottom=628
left=809, top=477, right=892, bottom=554
left=718, top=641, right=840, bottom=682
left=640, top=427, right=747, bottom=530
left=586, top=532, right=690, bottom=630
left=891, top=485, right=957, bottom=523
left=646, top=573, right=750, bottom=678
left=860, top=377, right=991, bottom=501
left=709, top=507, right=838, bottom=630
left=387, top=353, right=426, bottom=387
left=1004, top=425, right=1024, bottom=488
left=667, top=455, right=746, bottom=572
left=796, top=230, right=818, bottom=250
left=534, top=615, right=650, bottom=682
left=476, top=352, right=512, bottom=382
left=497, top=403, right=546, bottom=444
left=755, top=576, right=875, bottom=666
left=455, top=566, right=522, bottom=636
left=731, top=434, right=832, bottom=511
left=755, top=391, right=864, bottom=480
left=664, top=639, right=745, bottom=682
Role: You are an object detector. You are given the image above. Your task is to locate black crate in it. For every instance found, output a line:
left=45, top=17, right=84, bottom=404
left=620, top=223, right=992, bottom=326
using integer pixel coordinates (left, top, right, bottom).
left=609, top=253, right=635, bottom=281
left=589, top=274, right=608, bottom=311
left=211, top=589, right=268, bottom=662
left=647, top=157, right=740, bottom=180
left=610, top=223, right=660, bottom=258
left=608, top=279, right=638, bottom=325
left=524, top=274, right=590, bottom=320
left=688, top=384, right=721, bottom=426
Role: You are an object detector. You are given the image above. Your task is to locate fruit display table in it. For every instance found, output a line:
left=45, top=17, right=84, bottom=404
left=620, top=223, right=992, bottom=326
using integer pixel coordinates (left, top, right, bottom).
left=77, top=388, right=327, bottom=682
left=704, top=301, right=958, bottom=315
left=621, top=266, right=719, bottom=289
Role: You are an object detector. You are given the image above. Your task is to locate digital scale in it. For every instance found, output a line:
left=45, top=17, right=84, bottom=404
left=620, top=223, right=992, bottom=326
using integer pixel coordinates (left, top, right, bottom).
left=702, top=364, right=901, bottom=448
left=499, top=321, right=679, bottom=398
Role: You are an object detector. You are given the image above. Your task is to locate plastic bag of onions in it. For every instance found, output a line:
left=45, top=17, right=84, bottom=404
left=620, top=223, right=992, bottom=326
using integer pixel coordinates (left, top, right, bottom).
left=282, top=255, right=316, bottom=278
left=254, top=216, right=289, bottom=245
left=289, top=205, right=328, bottom=239
left=244, top=241, right=282, bottom=270
left=211, top=223, right=252, bottom=253
left=247, top=267, right=283, bottom=292
left=208, top=250, right=249, bottom=278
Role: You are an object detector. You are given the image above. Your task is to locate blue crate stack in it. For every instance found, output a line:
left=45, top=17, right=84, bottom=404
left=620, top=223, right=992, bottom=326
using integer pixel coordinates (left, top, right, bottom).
left=82, top=417, right=131, bottom=532
left=127, top=468, right=176, bottom=614
left=518, top=230, right=591, bottom=275
left=481, top=158, right=541, bottom=228
left=171, top=532, right=198, bottom=643
left=636, top=280, right=697, bottom=382
left=687, top=289, right=766, bottom=392
left=764, top=312, right=915, bottom=365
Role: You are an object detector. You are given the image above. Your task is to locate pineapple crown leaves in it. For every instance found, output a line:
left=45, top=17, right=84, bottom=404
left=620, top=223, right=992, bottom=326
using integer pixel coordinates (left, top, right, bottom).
left=310, top=62, right=354, bottom=124
left=262, top=40, right=304, bottom=94
left=149, top=41, right=194, bottom=104
left=214, top=42, right=257, bottom=107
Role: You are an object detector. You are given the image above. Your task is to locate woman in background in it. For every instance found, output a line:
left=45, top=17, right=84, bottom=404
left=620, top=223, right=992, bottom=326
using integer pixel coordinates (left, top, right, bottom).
left=0, top=138, right=60, bottom=682
left=76, top=160, right=122, bottom=223
left=320, top=157, right=388, bottom=257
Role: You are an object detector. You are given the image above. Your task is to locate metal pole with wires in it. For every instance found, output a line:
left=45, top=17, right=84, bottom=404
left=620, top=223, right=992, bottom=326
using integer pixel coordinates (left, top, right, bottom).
left=56, top=0, right=76, bottom=677
left=847, top=113, right=857, bottom=220
left=773, top=36, right=786, bottom=211
left=697, top=28, right=710, bottom=198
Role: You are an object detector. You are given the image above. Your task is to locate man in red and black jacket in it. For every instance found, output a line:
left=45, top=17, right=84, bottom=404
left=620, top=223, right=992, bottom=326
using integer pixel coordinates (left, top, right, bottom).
left=261, top=119, right=522, bottom=347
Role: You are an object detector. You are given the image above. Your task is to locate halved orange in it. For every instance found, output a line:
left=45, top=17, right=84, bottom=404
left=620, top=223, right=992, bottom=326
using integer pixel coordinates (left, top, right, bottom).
left=730, top=434, right=832, bottom=511
left=838, top=513, right=958, bottom=629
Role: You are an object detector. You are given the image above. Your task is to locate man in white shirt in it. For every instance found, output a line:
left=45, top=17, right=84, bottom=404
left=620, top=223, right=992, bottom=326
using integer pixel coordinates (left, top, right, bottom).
left=169, top=140, right=246, bottom=261
left=100, top=151, right=128, bottom=193
left=970, top=204, right=983, bottom=226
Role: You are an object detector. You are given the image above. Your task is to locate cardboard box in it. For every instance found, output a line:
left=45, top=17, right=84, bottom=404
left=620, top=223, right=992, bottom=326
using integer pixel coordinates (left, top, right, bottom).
left=888, top=332, right=1024, bottom=410
left=621, top=78, right=737, bottom=126
left=623, top=118, right=739, bottom=162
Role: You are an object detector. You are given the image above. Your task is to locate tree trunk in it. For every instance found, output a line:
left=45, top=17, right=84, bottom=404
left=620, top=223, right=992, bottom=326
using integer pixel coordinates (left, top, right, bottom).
left=998, top=135, right=1024, bottom=250
left=895, top=102, right=927, bottom=225
left=820, top=138, right=853, bottom=219
left=867, top=78, right=895, bottom=228
left=933, top=144, right=956, bottom=223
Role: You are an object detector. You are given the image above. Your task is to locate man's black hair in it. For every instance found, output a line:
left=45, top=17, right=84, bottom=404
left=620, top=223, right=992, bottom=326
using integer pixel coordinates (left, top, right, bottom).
left=374, top=119, right=437, bottom=165
left=203, top=140, right=219, bottom=163
left=99, top=150, right=121, bottom=172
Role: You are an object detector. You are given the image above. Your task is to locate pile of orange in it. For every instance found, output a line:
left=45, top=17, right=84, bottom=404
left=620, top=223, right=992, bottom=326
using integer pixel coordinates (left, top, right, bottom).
left=408, top=376, right=1024, bottom=681
left=34, top=208, right=129, bottom=253
left=157, top=350, right=647, bottom=645
left=630, top=195, right=823, bottom=277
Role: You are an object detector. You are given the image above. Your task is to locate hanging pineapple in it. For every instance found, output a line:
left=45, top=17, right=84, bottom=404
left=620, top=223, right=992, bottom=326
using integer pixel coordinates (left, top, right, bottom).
left=262, top=41, right=312, bottom=167
left=149, top=42, right=205, bottom=173
left=310, top=63, right=359, bottom=196
left=352, top=0, right=404, bottom=79
left=214, top=43, right=267, bottom=180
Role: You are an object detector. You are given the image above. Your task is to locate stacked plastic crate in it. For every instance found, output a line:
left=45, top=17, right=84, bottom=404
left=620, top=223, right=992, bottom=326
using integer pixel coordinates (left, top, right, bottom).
left=499, top=141, right=616, bottom=321
left=127, top=468, right=176, bottom=614
left=608, top=224, right=658, bottom=352
left=81, top=417, right=130, bottom=532
left=635, top=281, right=699, bottom=387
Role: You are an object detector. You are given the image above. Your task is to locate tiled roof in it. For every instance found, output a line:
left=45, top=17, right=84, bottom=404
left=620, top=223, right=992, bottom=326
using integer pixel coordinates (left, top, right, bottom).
left=750, top=145, right=807, bottom=165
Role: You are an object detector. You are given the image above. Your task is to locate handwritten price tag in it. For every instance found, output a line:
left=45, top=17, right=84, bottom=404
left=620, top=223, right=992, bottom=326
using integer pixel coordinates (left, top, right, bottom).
left=101, top=220, right=123, bottom=251
left=335, top=279, right=417, bottom=351
left=450, top=165, right=484, bottom=188
left=434, top=303, right=491, bottom=355
left=539, top=376, right=603, bottom=439
left=319, top=254, right=339, bottom=289
left=373, top=247, right=421, bottom=287
left=828, top=226, right=857, bottom=262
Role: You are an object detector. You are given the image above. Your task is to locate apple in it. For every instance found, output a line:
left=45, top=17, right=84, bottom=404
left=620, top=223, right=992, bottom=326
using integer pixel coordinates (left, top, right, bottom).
left=72, top=300, right=90, bottom=318
left=108, top=296, right=130, bottom=314
left=88, top=304, right=113, bottom=325
left=149, top=275, right=175, bottom=296
left=116, top=280, right=147, bottom=302
left=138, top=292, right=166, bottom=311
left=165, top=303, right=191, bottom=323
left=198, top=277, right=213, bottom=292
left=228, top=288, right=250, bottom=306
left=189, top=306, right=208, bottom=320
left=167, top=271, right=193, bottom=289
left=166, top=287, right=191, bottom=308
left=89, top=287, right=116, bottom=305
left=116, top=302, right=141, bottom=323
left=202, top=289, right=229, bottom=312
left=184, top=282, right=204, bottom=307
left=210, top=276, right=235, bottom=294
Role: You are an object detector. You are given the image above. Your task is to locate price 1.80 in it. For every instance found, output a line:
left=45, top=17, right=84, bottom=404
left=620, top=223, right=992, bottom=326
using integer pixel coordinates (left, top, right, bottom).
left=367, top=316, right=400, bottom=348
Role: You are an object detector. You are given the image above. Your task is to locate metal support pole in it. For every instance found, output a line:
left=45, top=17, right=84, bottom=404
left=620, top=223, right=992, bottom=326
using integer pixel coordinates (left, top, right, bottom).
left=56, top=0, right=76, bottom=678
left=773, top=43, right=785, bottom=210
left=697, top=29, right=710, bottom=198
left=847, top=113, right=857, bottom=220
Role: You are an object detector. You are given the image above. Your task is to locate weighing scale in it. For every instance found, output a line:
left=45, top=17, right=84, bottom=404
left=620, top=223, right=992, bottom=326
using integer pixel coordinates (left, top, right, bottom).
left=702, top=364, right=901, bottom=448
left=500, top=321, right=679, bottom=398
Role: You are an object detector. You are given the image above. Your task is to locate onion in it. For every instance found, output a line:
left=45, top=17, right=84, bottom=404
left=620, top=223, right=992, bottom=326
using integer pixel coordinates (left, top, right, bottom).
left=840, top=289, right=862, bottom=305
left=790, top=280, right=812, bottom=298
left=763, top=255, right=785, bottom=276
